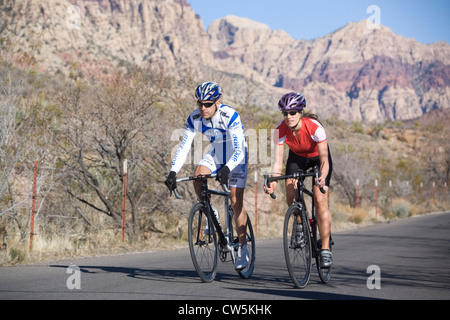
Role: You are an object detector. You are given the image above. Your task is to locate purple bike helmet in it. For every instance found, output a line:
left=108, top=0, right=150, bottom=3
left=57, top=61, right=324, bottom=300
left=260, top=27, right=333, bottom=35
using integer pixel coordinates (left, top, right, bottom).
left=278, top=92, right=306, bottom=111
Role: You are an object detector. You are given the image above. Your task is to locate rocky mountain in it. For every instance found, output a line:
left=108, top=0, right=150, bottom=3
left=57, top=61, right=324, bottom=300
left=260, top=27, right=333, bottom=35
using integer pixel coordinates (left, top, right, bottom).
left=208, top=16, right=450, bottom=122
left=0, top=0, right=281, bottom=109
left=0, top=0, right=212, bottom=76
left=1, top=1, right=449, bottom=122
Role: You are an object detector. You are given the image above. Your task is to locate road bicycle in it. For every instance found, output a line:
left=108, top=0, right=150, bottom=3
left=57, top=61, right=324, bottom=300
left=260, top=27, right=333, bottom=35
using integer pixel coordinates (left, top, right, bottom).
left=264, top=166, right=333, bottom=289
left=173, top=174, right=255, bottom=283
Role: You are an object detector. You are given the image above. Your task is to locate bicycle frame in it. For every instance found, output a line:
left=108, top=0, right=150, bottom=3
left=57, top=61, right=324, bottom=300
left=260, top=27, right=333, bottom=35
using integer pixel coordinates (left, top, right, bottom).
left=293, top=174, right=319, bottom=258
left=265, top=168, right=321, bottom=254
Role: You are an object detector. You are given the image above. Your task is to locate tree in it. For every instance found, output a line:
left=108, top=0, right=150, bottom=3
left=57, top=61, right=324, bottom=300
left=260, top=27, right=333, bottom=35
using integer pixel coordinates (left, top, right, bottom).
left=57, top=68, right=167, bottom=240
left=0, top=33, right=61, bottom=243
left=332, top=142, right=377, bottom=207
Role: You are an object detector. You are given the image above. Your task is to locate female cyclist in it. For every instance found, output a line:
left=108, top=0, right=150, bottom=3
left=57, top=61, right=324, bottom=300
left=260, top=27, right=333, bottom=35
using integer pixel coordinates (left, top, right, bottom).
left=265, top=92, right=333, bottom=267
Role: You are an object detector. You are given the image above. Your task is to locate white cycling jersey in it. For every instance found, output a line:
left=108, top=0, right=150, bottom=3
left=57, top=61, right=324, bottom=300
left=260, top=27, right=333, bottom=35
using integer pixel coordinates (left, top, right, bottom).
left=171, top=104, right=248, bottom=187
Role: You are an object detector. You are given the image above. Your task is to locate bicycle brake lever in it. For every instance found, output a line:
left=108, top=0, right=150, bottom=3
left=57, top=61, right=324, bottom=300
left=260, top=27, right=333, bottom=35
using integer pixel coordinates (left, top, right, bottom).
left=221, top=184, right=231, bottom=193
left=313, top=166, right=326, bottom=194
left=173, top=188, right=183, bottom=199
left=263, top=173, right=277, bottom=199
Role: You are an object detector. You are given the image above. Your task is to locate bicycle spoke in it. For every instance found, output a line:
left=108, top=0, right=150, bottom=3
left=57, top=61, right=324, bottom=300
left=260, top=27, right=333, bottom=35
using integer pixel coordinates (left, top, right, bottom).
left=188, top=204, right=218, bottom=283
left=284, top=205, right=311, bottom=289
left=230, top=209, right=255, bottom=279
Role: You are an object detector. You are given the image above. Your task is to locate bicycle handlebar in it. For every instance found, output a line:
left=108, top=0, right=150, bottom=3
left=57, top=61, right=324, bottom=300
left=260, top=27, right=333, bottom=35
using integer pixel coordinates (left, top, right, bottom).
left=263, top=166, right=326, bottom=199
left=172, top=174, right=230, bottom=199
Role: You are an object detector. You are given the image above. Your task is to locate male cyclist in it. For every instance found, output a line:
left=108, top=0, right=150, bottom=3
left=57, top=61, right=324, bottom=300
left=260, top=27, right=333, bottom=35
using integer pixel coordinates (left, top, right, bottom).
left=165, top=82, right=250, bottom=270
left=264, top=92, right=333, bottom=268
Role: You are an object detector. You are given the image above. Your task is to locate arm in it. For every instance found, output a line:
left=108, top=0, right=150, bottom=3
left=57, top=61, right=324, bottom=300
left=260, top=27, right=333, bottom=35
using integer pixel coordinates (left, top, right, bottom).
left=316, top=140, right=329, bottom=189
left=264, top=130, right=284, bottom=194
left=224, top=113, right=246, bottom=172
left=170, top=123, right=196, bottom=174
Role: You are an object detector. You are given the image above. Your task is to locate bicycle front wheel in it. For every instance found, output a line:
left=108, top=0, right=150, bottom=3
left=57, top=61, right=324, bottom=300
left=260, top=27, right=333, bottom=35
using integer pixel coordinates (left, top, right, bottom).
left=283, top=204, right=312, bottom=289
left=188, top=203, right=218, bottom=283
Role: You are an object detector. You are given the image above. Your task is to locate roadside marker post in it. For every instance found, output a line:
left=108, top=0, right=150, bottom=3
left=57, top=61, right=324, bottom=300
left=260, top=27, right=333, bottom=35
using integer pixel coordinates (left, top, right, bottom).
left=29, top=161, right=38, bottom=251
left=122, top=159, right=127, bottom=243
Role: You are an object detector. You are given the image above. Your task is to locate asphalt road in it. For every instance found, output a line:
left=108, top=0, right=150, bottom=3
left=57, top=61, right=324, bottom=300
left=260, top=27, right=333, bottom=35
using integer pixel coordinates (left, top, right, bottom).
left=1, top=211, right=449, bottom=302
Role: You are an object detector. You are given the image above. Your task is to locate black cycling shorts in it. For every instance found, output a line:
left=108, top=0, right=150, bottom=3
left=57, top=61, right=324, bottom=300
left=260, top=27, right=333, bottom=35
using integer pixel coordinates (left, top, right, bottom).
left=285, top=147, right=333, bottom=187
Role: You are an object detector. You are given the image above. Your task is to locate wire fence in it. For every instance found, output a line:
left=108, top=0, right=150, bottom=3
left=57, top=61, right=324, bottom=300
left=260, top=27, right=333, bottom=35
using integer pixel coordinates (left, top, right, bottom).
left=1, top=161, right=449, bottom=252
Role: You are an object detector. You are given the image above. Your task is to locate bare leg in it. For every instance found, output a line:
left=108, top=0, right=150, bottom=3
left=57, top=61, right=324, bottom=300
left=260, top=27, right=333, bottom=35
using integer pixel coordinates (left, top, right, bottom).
left=313, top=185, right=331, bottom=249
left=230, top=187, right=248, bottom=245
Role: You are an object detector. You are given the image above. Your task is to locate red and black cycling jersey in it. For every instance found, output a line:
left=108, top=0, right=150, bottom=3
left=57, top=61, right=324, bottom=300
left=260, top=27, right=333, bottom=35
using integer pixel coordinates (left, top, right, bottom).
left=275, top=117, right=327, bottom=158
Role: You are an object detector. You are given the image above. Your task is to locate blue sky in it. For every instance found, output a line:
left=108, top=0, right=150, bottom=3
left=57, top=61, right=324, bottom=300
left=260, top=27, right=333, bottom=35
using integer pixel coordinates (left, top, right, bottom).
left=187, top=0, right=450, bottom=44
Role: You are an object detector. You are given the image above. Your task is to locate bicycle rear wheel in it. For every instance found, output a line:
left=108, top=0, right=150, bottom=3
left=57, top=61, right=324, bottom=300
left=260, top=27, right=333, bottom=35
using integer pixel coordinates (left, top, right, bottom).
left=231, top=207, right=255, bottom=279
left=283, top=204, right=312, bottom=289
left=188, top=203, right=218, bottom=283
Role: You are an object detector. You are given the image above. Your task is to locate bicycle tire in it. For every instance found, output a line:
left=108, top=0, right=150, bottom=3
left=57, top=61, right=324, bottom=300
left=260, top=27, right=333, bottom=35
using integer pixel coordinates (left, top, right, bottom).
left=188, top=203, right=218, bottom=283
left=283, top=204, right=312, bottom=289
left=233, top=212, right=255, bottom=279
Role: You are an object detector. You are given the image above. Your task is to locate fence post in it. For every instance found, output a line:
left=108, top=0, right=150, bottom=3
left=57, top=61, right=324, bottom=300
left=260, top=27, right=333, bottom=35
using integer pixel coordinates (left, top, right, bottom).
left=122, top=159, right=127, bottom=243
left=420, top=182, right=423, bottom=202
left=375, top=180, right=378, bottom=219
left=389, top=180, right=393, bottom=208
left=29, top=161, right=38, bottom=251
left=254, top=171, right=258, bottom=235
left=406, top=181, right=409, bottom=202
left=356, top=179, right=360, bottom=210
left=445, top=182, right=447, bottom=207
left=432, top=182, right=436, bottom=203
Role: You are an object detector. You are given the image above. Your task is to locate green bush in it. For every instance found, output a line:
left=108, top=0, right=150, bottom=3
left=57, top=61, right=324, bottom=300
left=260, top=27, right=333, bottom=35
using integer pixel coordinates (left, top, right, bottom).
left=392, top=200, right=411, bottom=218
left=9, top=248, right=25, bottom=263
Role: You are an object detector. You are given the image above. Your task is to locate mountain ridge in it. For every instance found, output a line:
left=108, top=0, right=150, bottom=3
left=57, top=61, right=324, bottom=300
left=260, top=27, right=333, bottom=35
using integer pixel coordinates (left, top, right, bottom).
left=208, top=16, right=450, bottom=122
left=1, top=0, right=448, bottom=122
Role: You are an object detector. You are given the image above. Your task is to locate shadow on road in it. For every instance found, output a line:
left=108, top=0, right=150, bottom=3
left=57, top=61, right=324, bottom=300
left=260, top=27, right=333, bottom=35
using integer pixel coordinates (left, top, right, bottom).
left=50, top=264, right=201, bottom=284
left=230, top=287, right=382, bottom=300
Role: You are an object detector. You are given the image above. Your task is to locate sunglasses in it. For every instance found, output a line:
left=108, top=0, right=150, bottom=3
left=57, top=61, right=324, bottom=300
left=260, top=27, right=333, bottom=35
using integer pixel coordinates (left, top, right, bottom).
left=197, top=100, right=217, bottom=108
left=282, top=111, right=299, bottom=117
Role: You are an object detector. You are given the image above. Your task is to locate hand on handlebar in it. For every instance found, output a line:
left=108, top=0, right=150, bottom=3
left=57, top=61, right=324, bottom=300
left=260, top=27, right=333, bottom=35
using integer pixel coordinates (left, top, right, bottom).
left=264, top=181, right=277, bottom=199
left=165, top=171, right=177, bottom=196
left=316, top=176, right=325, bottom=188
left=313, top=167, right=326, bottom=194
left=215, top=166, right=228, bottom=184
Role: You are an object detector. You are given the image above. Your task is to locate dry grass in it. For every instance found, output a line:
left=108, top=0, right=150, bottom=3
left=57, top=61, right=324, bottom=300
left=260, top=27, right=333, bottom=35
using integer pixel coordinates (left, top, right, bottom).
left=0, top=225, right=188, bottom=266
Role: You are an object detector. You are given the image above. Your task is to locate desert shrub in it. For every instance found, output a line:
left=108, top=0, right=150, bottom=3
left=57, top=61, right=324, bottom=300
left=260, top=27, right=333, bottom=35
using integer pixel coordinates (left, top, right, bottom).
left=392, top=199, right=411, bottom=218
